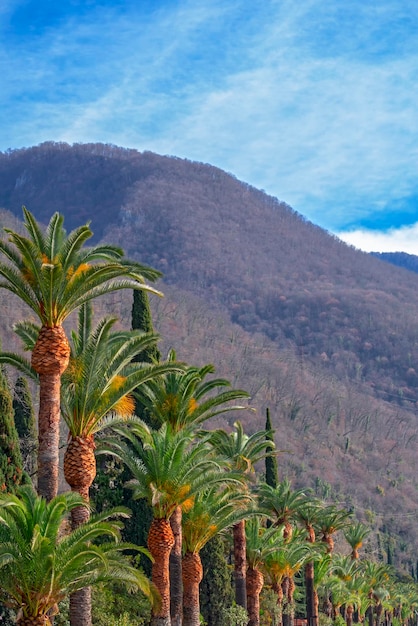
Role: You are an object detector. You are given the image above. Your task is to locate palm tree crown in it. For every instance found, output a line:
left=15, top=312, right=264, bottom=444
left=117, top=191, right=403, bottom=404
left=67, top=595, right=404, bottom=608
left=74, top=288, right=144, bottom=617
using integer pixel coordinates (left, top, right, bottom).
left=0, top=486, right=157, bottom=624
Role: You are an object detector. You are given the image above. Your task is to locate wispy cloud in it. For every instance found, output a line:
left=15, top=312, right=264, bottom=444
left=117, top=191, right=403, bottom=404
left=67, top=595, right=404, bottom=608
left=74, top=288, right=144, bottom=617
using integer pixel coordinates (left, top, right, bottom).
left=1, top=0, right=418, bottom=240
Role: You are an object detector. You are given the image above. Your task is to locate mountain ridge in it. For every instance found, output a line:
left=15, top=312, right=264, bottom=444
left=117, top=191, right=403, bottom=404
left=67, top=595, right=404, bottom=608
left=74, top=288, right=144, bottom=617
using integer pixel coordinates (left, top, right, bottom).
left=0, top=142, right=417, bottom=570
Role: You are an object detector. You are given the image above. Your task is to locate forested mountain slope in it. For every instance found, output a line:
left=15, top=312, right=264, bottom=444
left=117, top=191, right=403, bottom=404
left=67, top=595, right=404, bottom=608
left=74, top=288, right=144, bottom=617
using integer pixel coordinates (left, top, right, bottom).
left=0, top=142, right=417, bottom=571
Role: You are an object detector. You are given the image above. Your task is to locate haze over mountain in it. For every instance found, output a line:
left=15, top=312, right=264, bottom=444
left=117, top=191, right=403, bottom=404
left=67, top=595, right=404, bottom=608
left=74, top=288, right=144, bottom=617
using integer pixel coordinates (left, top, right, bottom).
left=0, top=142, right=417, bottom=571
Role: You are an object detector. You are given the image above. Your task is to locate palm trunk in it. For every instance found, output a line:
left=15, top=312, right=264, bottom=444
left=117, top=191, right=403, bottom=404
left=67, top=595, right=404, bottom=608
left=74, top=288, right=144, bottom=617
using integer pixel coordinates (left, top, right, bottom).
left=272, top=581, right=283, bottom=626
left=36, top=372, right=61, bottom=501
left=31, top=324, right=70, bottom=502
left=305, top=561, right=317, bottom=626
left=287, top=576, right=295, bottom=626
left=170, top=506, right=183, bottom=626
left=64, top=435, right=96, bottom=626
left=69, top=588, right=92, bottom=626
left=182, top=552, right=203, bottom=626
left=148, top=517, right=175, bottom=626
left=246, top=566, right=264, bottom=626
left=282, top=576, right=291, bottom=626
left=346, top=604, right=354, bottom=626
left=233, top=520, right=247, bottom=610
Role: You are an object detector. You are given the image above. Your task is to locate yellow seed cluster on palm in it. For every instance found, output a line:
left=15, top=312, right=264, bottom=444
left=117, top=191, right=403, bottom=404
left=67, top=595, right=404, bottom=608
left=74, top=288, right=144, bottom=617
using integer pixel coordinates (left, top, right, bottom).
left=187, top=397, right=198, bottom=415
left=31, top=326, right=71, bottom=375
left=66, top=263, right=90, bottom=280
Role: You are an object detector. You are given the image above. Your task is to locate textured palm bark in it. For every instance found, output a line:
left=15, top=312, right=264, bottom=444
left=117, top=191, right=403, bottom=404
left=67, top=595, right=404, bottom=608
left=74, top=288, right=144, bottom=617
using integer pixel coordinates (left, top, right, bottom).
left=69, top=588, right=92, bottom=626
left=272, top=581, right=284, bottom=626
left=148, top=517, right=175, bottom=625
left=346, top=604, right=354, bottom=626
left=31, top=325, right=70, bottom=502
left=305, top=523, right=317, bottom=626
left=305, top=561, right=317, bottom=626
left=286, top=577, right=296, bottom=626
left=170, top=506, right=183, bottom=626
left=282, top=576, right=291, bottom=626
left=64, top=435, right=96, bottom=626
left=246, top=566, right=264, bottom=626
left=182, top=552, right=203, bottom=626
left=233, top=520, right=247, bottom=610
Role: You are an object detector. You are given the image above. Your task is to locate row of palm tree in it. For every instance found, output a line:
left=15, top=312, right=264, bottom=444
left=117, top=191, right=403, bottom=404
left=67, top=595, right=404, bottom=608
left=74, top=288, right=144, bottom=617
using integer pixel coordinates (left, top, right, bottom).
left=0, top=210, right=417, bottom=626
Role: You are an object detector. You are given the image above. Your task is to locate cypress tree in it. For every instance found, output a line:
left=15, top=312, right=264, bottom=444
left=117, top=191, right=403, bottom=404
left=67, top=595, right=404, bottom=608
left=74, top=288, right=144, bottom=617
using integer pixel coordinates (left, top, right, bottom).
left=200, top=534, right=234, bottom=626
left=0, top=369, right=25, bottom=624
left=13, top=376, right=37, bottom=477
left=0, top=368, right=26, bottom=493
left=265, top=408, right=278, bottom=488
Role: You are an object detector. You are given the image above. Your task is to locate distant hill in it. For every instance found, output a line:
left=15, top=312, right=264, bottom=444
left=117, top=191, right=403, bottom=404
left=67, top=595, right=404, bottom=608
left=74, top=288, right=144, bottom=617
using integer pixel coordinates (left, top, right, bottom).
left=371, top=251, right=418, bottom=274
left=0, top=142, right=417, bottom=571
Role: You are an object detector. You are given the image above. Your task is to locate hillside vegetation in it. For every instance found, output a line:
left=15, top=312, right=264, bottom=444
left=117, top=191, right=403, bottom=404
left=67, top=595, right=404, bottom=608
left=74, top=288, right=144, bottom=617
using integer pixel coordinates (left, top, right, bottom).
left=0, top=142, right=417, bottom=572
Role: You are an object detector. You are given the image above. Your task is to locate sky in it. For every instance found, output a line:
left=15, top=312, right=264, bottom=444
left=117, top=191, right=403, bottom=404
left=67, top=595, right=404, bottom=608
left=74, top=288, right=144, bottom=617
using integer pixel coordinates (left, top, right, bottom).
left=1, top=0, right=418, bottom=253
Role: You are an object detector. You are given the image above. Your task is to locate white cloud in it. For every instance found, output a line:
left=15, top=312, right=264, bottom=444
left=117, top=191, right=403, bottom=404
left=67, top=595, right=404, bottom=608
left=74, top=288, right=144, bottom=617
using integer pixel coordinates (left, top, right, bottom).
left=335, top=223, right=418, bottom=255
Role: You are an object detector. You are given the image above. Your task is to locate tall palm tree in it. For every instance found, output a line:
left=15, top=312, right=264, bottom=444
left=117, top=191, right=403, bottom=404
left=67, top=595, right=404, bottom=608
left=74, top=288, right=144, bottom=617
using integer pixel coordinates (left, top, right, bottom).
left=315, top=505, right=352, bottom=554
left=136, top=350, right=250, bottom=626
left=245, top=517, right=289, bottom=626
left=344, top=521, right=370, bottom=560
left=263, top=528, right=317, bottom=626
left=256, top=479, right=308, bottom=540
left=100, top=421, right=242, bottom=626
left=61, top=304, right=179, bottom=626
left=296, top=498, right=324, bottom=626
left=181, top=485, right=252, bottom=626
left=0, top=208, right=162, bottom=501
left=0, top=485, right=158, bottom=626
left=207, top=421, right=276, bottom=611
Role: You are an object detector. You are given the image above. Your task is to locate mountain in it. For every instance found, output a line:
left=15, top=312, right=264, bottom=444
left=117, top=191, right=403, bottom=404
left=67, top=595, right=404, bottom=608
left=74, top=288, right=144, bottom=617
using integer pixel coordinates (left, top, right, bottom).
left=0, top=142, right=417, bottom=571
left=371, top=251, right=418, bottom=274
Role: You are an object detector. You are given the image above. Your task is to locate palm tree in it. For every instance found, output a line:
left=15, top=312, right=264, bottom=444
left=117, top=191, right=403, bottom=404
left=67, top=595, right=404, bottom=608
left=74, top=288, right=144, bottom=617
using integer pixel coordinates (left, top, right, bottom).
left=256, top=479, right=308, bottom=540
left=329, top=555, right=364, bottom=626
left=136, top=350, right=250, bottom=626
left=61, top=304, right=179, bottom=626
left=100, top=421, right=242, bottom=626
left=315, top=505, right=352, bottom=554
left=344, top=521, right=370, bottom=560
left=360, top=561, right=393, bottom=626
left=181, top=485, right=252, bottom=626
left=0, top=485, right=158, bottom=626
left=207, top=421, right=276, bottom=611
left=245, top=517, right=290, bottom=626
left=0, top=208, right=162, bottom=501
left=263, top=528, right=316, bottom=626
left=296, top=498, right=324, bottom=626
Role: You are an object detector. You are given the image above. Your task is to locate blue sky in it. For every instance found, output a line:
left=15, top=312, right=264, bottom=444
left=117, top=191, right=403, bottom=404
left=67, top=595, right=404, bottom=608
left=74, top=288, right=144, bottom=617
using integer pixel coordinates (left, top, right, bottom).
left=1, top=0, right=418, bottom=252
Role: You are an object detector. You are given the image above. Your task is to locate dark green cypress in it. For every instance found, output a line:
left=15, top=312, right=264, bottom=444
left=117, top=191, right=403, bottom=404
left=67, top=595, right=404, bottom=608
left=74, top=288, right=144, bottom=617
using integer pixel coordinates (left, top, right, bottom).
left=132, top=289, right=161, bottom=364
left=13, top=376, right=37, bottom=477
left=0, top=369, right=23, bottom=624
left=0, top=368, right=26, bottom=493
left=200, top=534, right=234, bottom=626
left=265, top=407, right=278, bottom=488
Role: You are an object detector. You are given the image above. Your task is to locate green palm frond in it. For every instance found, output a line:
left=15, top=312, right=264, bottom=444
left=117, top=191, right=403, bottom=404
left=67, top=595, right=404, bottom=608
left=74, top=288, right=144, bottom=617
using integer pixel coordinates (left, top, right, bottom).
left=0, top=208, right=163, bottom=327
left=99, top=423, right=244, bottom=520
left=207, top=421, right=276, bottom=476
left=134, top=351, right=250, bottom=432
left=0, top=485, right=158, bottom=620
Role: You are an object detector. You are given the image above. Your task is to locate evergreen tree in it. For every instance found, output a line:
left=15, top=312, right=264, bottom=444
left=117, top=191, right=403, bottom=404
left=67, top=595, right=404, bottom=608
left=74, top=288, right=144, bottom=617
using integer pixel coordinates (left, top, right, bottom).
left=0, top=368, right=26, bottom=625
left=13, top=376, right=37, bottom=477
left=0, top=368, right=25, bottom=493
left=200, top=534, right=234, bottom=626
left=265, top=408, right=278, bottom=488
